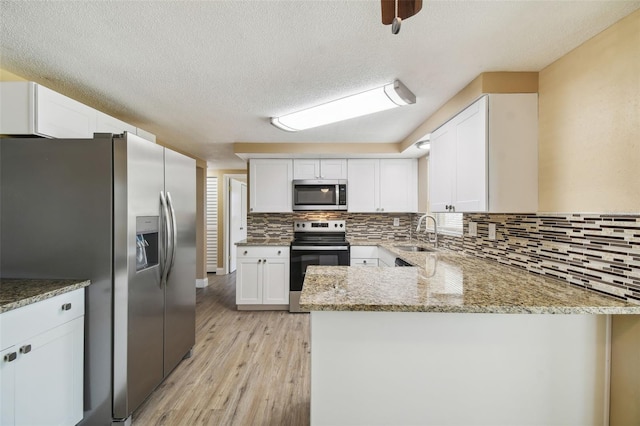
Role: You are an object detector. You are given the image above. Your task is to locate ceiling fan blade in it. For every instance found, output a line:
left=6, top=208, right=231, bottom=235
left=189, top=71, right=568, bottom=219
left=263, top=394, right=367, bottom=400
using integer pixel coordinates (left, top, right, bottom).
left=381, top=0, right=423, bottom=25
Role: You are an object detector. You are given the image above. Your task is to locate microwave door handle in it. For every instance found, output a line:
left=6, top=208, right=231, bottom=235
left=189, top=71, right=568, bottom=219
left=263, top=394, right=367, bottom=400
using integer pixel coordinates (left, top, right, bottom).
left=336, top=184, right=339, bottom=205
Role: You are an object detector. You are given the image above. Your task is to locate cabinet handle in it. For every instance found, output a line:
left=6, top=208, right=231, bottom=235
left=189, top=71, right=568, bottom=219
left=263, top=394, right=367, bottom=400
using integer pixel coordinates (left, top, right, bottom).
left=277, top=250, right=281, bottom=255
left=244, top=250, right=248, bottom=255
left=263, top=259, right=267, bottom=263
left=258, top=259, right=262, bottom=263
left=363, top=260, right=367, bottom=264
left=62, top=303, right=72, bottom=311
left=4, top=352, right=17, bottom=362
left=250, top=208, right=253, bottom=212
left=20, top=344, right=32, bottom=354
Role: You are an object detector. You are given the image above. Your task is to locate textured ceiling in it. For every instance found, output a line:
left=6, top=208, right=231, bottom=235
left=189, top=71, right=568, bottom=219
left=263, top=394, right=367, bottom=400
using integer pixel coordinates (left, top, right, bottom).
left=1, top=1, right=638, bottom=169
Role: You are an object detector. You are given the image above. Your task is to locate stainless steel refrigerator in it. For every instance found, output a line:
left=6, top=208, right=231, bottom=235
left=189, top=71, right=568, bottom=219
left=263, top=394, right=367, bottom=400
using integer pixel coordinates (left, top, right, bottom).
left=0, top=132, right=196, bottom=425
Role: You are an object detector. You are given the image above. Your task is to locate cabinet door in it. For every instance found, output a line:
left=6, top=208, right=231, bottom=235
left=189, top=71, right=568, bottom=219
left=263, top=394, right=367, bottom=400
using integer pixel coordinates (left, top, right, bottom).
left=95, top=110, right=137, bottom=134
left=36, top=84, right=96, bottom=138
left=0, top=346, right=16, bottom=425
left=347, top=159, right=379, bottom=212
left=293, top=159, right=320, bottom=180
left=15, top=316, right=84, bottom=426
left=320, top=159, right=347, bottom=179
left=379, top=159, right=417, bottom=213
left=454, top=96, right=488, bottom=212
left=429, top=122, right=456, bottom=212
left=249, top=159, right=293, bottom=213
left=236, top=258, right=262, bottom=304
left=262, top=257, right=289, bottom=305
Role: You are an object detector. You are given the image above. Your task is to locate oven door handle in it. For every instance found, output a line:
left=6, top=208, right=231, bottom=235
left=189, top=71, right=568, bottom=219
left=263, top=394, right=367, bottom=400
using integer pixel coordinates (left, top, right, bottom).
left=291, top=246, right=350, bottom=251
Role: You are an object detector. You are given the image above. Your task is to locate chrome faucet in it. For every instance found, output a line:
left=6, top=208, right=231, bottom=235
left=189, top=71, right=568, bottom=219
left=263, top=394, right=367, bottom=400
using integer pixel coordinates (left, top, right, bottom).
left=416, top=214, right=438, bottom=248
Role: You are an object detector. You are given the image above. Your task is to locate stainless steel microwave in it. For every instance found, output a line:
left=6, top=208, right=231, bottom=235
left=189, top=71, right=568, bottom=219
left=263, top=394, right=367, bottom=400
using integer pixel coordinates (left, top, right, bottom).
left=292, top=179, right=347, bottom=211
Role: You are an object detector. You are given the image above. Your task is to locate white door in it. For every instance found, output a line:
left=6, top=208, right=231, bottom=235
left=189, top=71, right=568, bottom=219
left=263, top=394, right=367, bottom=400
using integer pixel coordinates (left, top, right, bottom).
left=229, top=179, right=247, bottom=273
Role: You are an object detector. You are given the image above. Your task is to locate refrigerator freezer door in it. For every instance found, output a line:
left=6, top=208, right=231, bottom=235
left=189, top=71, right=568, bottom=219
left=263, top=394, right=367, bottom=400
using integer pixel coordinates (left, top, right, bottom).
left=112, top=133, right=165, bottom=420
left=163, top=148, right=196, bottom=375
left=0, top=138, right=114, bottom=425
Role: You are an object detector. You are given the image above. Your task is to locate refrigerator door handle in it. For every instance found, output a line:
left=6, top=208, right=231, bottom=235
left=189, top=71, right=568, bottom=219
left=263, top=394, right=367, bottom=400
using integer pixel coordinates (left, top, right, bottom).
left=166, top=191, right=178, bottom=278
left=160, top=191, right=171, bottom=284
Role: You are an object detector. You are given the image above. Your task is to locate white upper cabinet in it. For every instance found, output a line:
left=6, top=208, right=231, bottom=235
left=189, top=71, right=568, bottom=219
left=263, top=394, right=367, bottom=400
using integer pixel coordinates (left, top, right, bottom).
left=0, top=82, right=157, bottom=142
left=379, top=159, right=418, bottom=213
left=429, top=94, right=538, bottom=213
left=95, top=110, right=137, bottom=135
left=348, top=159, right=417, bottom=213
left=293, top=159, right=347, bottom=180
left=135, top=127, right=157, bottom=143
left=1, top=82, right=95, bottom=138
left=249, top=159, right=293, bottom=213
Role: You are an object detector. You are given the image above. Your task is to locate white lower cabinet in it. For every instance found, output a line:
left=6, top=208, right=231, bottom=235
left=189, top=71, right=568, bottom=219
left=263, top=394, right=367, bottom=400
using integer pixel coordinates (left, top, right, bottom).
left=0, top=289, right=85, bottom=426
left=236, top=246, right=290, bottom=307
left=350, top=246, right=379, bottom=267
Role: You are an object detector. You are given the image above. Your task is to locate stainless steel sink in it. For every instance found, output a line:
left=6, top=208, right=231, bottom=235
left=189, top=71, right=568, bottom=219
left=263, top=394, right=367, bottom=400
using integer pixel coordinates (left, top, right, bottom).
left=395, top=245, right=436, bottom=253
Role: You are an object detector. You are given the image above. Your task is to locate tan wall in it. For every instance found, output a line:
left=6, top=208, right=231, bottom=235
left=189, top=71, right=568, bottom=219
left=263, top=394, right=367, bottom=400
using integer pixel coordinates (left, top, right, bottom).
left=210, top=168, right=248, bottom=269
left=417, top=155, right=429, bottom=213
left=0, top=69, right=27, bottom=81
left=538, top=10, right=640, bottom=212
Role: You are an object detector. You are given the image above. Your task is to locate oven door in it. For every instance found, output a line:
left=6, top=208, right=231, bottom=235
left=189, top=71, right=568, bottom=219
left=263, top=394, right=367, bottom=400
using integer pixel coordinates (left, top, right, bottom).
left=289, top=245, right=350, bottom=312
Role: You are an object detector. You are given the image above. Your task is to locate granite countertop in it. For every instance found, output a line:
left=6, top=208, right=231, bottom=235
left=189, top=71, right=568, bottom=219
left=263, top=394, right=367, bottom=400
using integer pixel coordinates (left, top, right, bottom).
left=236, top=238, right=291, bottom=246
left=300, top=242, right=640, bottom=314
left=0, top=279, right=90, bottom=314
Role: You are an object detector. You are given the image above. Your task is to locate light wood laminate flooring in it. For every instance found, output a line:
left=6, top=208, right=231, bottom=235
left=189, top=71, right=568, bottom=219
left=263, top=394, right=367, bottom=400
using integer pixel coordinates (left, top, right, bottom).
left=133, top=273, right=310, bottom=425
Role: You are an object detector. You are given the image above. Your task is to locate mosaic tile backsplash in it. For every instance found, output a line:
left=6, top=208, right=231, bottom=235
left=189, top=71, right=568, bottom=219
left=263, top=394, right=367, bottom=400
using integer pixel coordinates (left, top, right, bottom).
left=247, top=212, right=413, bottom=242
left=414, top=213, right=640, bottom=304
left=248, top=212, right=640, bottom=304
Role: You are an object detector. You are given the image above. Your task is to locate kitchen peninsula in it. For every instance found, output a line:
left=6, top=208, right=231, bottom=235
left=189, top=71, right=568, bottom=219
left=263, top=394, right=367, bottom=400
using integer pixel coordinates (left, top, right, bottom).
left=300, top=246, right=640, bottom=425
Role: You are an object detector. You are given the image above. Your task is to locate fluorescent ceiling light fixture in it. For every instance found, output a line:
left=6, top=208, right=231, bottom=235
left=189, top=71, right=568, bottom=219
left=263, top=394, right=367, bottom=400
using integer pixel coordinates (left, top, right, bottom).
left=271, top=80, right=416, bottom=132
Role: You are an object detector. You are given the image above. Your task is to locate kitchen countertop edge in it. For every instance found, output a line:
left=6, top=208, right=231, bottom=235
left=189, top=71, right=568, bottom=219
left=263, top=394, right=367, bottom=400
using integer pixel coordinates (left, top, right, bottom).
left=300, top=240, right=640, bottom=315
left=1, top=279, right=91, bottom=314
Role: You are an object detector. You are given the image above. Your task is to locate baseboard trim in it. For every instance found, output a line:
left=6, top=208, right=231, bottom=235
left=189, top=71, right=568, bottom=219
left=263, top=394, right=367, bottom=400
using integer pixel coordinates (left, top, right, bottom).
left=195, top=278, right=209, bottom=288
left=216, top=267, right=226, bottom=275
left=237, top=304, right=289, bottom=311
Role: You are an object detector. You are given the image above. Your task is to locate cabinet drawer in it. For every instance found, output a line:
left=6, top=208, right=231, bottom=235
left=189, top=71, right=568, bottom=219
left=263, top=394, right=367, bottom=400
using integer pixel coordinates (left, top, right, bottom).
left=1, top=289, right=85, bottom=350
left=238, top=246, right=289, bottom=258
left=351, top=246, right=378, bottom=258
left=351, top=258, right=378, bottom=267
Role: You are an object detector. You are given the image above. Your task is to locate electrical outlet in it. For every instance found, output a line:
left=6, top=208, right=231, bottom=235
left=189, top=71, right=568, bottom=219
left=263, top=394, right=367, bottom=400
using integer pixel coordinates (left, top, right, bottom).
left=488, top=223, right=497, bottom=240
left=468, top=221, right=477, bottom=237
left=393, top=217, right=400, bottom=227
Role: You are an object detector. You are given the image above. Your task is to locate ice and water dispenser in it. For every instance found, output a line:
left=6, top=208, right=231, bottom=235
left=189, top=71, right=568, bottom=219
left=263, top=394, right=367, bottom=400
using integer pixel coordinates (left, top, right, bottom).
left=136, top=216, right=159, bottom=271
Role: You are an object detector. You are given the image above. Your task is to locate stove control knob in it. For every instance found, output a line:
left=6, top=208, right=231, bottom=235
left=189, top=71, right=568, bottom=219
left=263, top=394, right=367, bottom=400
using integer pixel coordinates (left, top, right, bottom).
left=302, top=223, right=305, bottom=227
left=340, top=224, right=343, bottom=228
left=334, top=224, right=338, bottom=227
